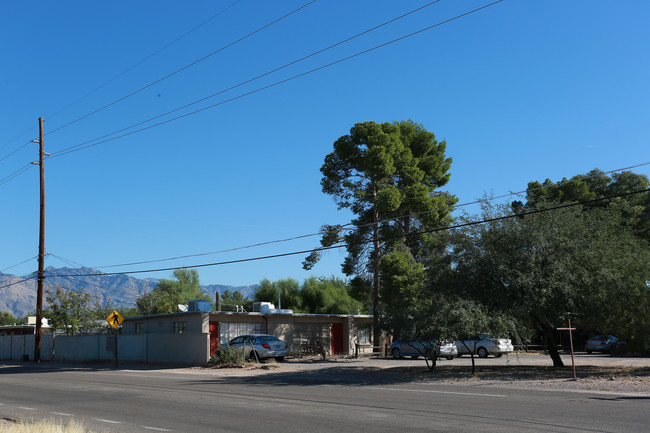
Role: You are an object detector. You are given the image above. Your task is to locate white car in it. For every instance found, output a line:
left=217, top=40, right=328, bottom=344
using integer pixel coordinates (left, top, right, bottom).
left=390, top=339, right=458, bottom=360
left=456, top=334, right=514, bottom=358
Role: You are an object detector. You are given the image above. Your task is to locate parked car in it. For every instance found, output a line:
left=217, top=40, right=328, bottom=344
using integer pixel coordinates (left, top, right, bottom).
left=390, top=339, right=458, bottom=360
left=227, top=334, right=289, bottom=361
left=584, top=335, right=619, bottom=354
left=456, top=334, right=514, bottom=358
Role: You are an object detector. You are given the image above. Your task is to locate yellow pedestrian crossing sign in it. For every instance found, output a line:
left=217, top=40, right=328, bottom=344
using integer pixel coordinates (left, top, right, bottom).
left=106, top=310, right=124, bottom=329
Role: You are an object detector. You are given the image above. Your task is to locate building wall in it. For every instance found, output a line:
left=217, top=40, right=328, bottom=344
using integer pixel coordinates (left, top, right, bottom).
left=53, top=333, right=209, bottom=364
left=0, top=334, right=53, bottom=361
left=26, top=312, right=374, bottom=365
left=122, top=312, right=207, bottom=335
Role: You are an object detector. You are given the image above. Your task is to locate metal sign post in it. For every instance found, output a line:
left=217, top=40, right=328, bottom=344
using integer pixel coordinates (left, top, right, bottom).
left=106, top=311, right=125, bottom=368
left=557, top=319, right=577, bottom=381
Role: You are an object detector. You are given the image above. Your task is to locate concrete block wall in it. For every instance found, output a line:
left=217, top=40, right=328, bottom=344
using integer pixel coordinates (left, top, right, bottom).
left=0, top=334, right=53, bottom=361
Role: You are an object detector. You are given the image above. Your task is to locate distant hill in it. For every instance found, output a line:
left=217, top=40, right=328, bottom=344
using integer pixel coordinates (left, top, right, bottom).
left=0, top=267, right=257, bottom=318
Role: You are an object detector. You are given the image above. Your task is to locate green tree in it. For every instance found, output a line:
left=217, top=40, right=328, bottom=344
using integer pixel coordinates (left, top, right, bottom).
left=450, top=199, right=650, bottom=366
left=305, top=120, right=457, bottom=349
left=0, top=311, right=21, bottom=325
left=136, top=269, right=210, bottom=315
left=300, top=276, right=362, bottom=314
left=515, top=169, right=650, bottom=241
left=44, top=286, right=97, bottom=335
left=219, top=290, right=253, bottom=312
left=254, top=278, right=302, bottom=312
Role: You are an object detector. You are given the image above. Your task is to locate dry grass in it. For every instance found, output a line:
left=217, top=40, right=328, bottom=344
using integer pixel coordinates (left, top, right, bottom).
left=378, top=364, right=650, bottom=383
left=0, top=419, right=100, bottom=433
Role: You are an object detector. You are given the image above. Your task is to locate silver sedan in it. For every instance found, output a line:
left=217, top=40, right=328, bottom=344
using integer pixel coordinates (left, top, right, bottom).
left=228, top=334, right=290, bottom=361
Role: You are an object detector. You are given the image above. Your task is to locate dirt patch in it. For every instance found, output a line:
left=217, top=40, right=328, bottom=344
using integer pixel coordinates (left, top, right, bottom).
left=166, top=353, right=650, bottom=395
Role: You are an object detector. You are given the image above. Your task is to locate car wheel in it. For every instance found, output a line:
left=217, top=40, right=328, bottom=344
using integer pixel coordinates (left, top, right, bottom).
left=391, top=348, right=402, bottom=358
left=248, top=350, right=259, bottom=361
left=477, top=347, right=488, bottom=358
left=495, top=353, right=503, bottom=358
left=586, top=350, right=592, bottom=354
left=445, top=356, right=454, bottom=360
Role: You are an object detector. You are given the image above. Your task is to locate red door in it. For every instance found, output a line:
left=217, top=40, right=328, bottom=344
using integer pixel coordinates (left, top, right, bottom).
left=209, top=321, right=219, bottom=355
left=331, top=323, right=343, bottom=355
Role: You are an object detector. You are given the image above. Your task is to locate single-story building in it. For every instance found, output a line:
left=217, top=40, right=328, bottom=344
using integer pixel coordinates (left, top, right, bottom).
left=3, top=303, right=375, bottom=365
left=119, top=308, right=374, bottom=363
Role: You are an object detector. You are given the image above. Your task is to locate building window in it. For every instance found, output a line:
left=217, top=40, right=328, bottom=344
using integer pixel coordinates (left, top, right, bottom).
left=292, top=323, right=330, bottom=354
left=218, top=322, right=262, bottom=345
left=357, top=324, right=371, bottom=345
left=173, top=322, right=186, bottom=334
left=135, top=323, right=143, bottom=335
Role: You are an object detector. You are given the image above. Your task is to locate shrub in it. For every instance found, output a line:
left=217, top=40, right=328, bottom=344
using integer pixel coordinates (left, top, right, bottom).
left=209, top=344, right=244, bottom=365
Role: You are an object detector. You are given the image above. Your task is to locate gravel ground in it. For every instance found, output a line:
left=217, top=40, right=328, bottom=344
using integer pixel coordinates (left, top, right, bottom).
left=157, top=352, right=650, bottom=396
left=4, top=352, right=649, bottom=396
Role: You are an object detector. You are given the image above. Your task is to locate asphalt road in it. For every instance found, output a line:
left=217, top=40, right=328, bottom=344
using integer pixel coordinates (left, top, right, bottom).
left=1, top=362, right=648, bottom=433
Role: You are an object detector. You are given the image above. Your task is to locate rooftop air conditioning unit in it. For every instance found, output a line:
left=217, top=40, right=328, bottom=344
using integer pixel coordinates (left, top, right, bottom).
left=188, top=300, right=211, bottom=312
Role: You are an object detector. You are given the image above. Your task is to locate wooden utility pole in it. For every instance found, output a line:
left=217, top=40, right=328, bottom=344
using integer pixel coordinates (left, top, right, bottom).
left=557, top=319, right=577, bottom=381
left=34, top=117, right=45, bottom=363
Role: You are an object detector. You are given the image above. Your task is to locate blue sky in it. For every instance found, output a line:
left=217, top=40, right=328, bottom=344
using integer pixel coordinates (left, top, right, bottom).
left=1, top=0, right=649, bottom=288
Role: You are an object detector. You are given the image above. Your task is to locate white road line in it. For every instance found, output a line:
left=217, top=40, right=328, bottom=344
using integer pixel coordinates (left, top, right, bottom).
left=142, top=427, right=172, bottom=431
left=51, top=412, right=73, bottom=416
left=17, top=407, right=37, bottom=411
left=372, top=387, right=507, bottom=398
left=93, top=418, right=122, bottom=424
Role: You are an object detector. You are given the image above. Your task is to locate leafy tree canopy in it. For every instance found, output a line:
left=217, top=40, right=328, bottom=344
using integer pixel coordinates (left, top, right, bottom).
left=305, top=120, right=457, bottom=348
left=136, top=269, right=210, bottom=315
left=450, top=200, right=650, bottom=365
left=44, top=286, right=98, bottom=335
left=0, top=311, right=21, bottom=326
left=301, top=276, right=363, bottom=315
left=218, top=290, right=253, bottom=312
left=253, top=277, right=363, bottom=315
left=254, top=278, right=302, bottom=312
left=514, top=169, right=650, bottom=241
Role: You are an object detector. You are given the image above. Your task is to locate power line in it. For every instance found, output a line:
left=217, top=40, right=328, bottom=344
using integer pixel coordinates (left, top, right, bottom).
left=0, top=163, right=34, bottom=188
left=44, top=0, right=446, bottom=155
left=44, top=0, right=319, bottom=138
left=0, top=276, right=37, bottom=290
left=0, top=1, right=244, bottom=159
left=339, top=161, right=650, bottom=236
left=44, top=187, right=650, bottom=280
left=46, top=0, right=245, bottom=123
left=67, top=161, right=649, bottom=272
left=47, top=253, right=86, bottom=269
left=47, top=0, right=505, bottom=160
left=0, top=140, right=32, bottom=165
left=1, top=256, right=38, bottom=273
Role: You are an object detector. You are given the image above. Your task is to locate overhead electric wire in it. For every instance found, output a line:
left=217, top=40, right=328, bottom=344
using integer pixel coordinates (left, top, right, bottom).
left=338, top=161, right=650, bottom=236
left=0, top=140, right=32, bottom=164
left=45, top=187, right=650, bottom=280
left=48, top=253, right=86, bottom=269
left=0, top=276, right=38, bottom=290
left=1, top=256, right=38, bottom=273
left=0, top=163, right=34, bottom=188
left=44, top=0, right=319, bottom=138
left=93, top=232, right=321, bottom=269
left=45, top=0, right=446, bottom=154
left=47, top=0, right=505, bottom=160
left=0, top=1, right=243, bottom=158
left=45, top=0, right=245, bottom=123
left=79, top=161, right=650, bottom=271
